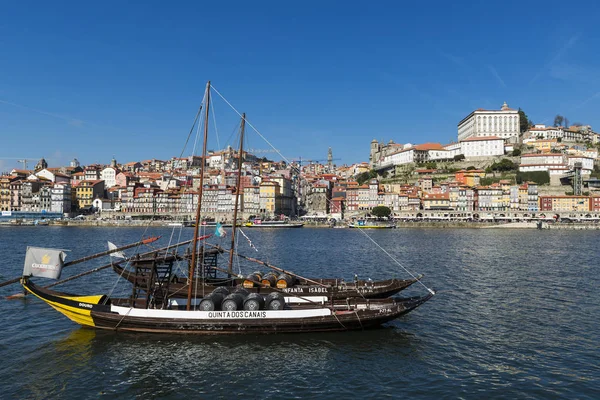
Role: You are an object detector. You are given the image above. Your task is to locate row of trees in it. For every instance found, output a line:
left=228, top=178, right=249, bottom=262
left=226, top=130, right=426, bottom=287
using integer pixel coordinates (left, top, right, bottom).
left=553, top=114, right=584, bottom=128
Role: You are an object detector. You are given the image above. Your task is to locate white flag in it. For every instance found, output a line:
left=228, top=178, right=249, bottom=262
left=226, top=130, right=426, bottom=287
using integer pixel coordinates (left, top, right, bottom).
left=108, top=242, right=126, bottom=259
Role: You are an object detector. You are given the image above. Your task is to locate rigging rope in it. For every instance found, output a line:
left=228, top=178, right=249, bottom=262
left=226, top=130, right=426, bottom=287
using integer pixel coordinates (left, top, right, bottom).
left=354, top=227, right=435, bottom=295
left=212, top=84, right=435, bottom=296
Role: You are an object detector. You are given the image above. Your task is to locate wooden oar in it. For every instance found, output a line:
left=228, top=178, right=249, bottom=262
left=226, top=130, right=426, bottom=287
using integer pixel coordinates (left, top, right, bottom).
left=0, top=236, right=160, bottom=289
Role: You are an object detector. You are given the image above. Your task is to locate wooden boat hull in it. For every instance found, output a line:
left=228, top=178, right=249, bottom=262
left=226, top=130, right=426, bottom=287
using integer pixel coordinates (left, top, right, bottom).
left=348, top=224, right=395, bottom=229
left=22, top=279, right=433, bottom=334
left=112, top=264, right=421, bottom=299
left=243, top=223, right=304, bottom=228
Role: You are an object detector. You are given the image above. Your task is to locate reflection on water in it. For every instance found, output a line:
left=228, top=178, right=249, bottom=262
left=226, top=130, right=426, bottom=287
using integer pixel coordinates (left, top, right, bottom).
left=11, top=326, right=419, bottom=399
left=1, top=227, right=600, bottom=399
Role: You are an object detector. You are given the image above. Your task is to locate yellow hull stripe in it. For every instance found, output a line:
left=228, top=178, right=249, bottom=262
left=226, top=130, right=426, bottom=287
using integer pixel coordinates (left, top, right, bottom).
left=23, top=286, right=99, bottom=328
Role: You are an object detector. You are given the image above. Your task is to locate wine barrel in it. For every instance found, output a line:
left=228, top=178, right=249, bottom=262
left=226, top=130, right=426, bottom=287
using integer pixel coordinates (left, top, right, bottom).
left=243, top=272, right=262, bottom=288
left=243, top=293, right=265, bottom=311
left=265, top=292, right=286, bottom=310
left=233, top=287, right=250, bottom=297
left=212, top=287, right=230, bottom=296
left=221, top=293, right=245, bottom=311
left=276, top=273, right=295, bottom=289
left=198, top=292, right=224, bottom=311
left=261, top=272, right=278, bottom=287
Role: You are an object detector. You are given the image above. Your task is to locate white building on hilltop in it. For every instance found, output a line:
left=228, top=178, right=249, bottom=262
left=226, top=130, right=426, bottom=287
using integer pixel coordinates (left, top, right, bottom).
left=458, top=102, right=520, bottom=143
left=460, top=136, right=505, bottom=158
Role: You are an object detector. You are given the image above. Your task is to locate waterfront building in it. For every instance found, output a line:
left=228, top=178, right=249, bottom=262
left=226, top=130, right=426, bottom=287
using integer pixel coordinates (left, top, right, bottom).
left=9, top=179, right=22, bottom=211
left=591, top=196, right=600, bottom=212
left=476, top=185, right=504, bottom=212
left=357, top=184, right=370, bottom=210
left=527, top=183, right=539, bottom=211
left=457, top=187, right=475, bottom=211
left=330, top=196, right=344, bottom=219
left=50, top=183, right=72, bottom=214
left=242, top=186, right=260, bottom=216
left=539, top=195, right=590, bottom=212
left=306, top=182, right=329, bottom=215
left=345, top=184, right=359, bottom=212
left=201, top=186, right=219, bottom=214
left=20, top=181, right=44, bottom=212
left=0, top=175, right=17, bottom=212
left=460, top=136, right=505, bottom=158
left=260, top=180, right=280, bottom=215
left=133, top=188, right=157, bottom=214
left=422, top=193, right=450, bottom=210
left=269, top=175, right=295, bottom=216
left=179, top=189, right=197, bottom=214
left=457, top=102, right=520, bottom=143
left=216, top=185, right=234, bottom=213
left=154, top=191, right=178, bottom=214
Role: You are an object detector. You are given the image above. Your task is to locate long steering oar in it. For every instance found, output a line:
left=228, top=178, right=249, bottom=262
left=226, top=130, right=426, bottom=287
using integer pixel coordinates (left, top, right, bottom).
left=0, top=236, right=160, bottom=289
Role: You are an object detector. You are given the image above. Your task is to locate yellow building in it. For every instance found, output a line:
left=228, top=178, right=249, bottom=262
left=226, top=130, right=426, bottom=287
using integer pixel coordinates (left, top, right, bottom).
left=75, top=180, right=105, bottom=209
left=0, top=175, right=16, bottom=211
left=259, top=181, right=280, bottom=215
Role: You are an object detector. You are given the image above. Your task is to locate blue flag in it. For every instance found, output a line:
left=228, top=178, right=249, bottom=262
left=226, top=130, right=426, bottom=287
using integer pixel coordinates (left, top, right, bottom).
left=215, top=222, right=227, bottom=237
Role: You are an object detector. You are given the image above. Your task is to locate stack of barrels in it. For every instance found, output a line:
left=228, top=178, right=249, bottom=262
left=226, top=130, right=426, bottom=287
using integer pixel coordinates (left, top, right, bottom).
left=243, top=271, right=298, bottom=289
left=198, top=286, right=286, bottom=311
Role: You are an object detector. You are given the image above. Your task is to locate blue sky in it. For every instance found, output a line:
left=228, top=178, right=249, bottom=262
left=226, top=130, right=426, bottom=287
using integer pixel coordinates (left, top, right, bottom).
left=1, top=1, right=599, bottom=172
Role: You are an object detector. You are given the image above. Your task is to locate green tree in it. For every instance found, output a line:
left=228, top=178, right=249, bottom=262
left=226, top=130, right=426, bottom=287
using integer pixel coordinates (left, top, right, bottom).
left=371, top=206, right=391, bottom=219
left=489, top=158, right=517, bottom=172
left=518, top=108, right=532, bottom=133
left=453, top=154, right=465, bottom=161
left=516, top=171, right=550, bottom=185
left=356, top=169, right=378, bottom=185
left=512, top=148, right=521, bottom=156
left=554, top=115, right=564, bottom=127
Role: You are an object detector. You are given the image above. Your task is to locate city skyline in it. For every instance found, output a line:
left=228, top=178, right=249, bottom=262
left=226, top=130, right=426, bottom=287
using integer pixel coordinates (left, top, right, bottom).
left=1, top=1, right=600, bottom=171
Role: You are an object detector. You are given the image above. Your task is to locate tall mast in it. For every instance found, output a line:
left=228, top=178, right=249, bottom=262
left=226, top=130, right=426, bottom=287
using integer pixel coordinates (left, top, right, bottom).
left=228, top=113, right=245, bottom=273
left=187, top=81, right=211, bottom=310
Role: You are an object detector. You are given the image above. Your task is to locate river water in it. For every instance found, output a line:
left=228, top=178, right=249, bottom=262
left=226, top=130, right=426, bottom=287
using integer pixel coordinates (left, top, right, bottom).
left=0, top=226, right=598, bottom=399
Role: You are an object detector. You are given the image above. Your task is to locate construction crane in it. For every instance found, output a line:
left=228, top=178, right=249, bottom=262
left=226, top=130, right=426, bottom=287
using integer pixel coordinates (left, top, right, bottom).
left=289, top=157, right=341, bottom=167
left=0, top=158, right=37, bottom=170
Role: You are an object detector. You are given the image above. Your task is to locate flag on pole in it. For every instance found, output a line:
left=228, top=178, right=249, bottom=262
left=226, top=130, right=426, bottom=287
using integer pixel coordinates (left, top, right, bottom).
left=108, top=241, right=126, bottom=259
left=215, top=222, right=227, bottom=238
left=23, top=247, right=67, bottom=279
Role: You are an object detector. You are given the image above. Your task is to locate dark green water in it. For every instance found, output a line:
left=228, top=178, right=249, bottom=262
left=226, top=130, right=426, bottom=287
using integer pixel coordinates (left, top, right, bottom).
left=0, top=227, right=598, bottom=399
